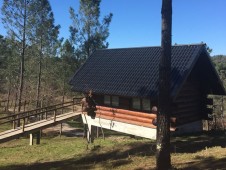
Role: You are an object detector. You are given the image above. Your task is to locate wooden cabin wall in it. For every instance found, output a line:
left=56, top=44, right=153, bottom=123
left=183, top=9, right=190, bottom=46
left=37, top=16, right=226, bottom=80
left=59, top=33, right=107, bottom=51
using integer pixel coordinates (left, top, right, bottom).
left=171, top=52, right=215, bottom=127
left=172, top=81, right=203, bottom=126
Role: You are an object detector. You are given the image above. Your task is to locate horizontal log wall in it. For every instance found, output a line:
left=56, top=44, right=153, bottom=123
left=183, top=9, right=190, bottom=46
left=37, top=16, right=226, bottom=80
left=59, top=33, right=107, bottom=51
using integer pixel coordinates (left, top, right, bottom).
left=172, top=81, right=203, bottom=125
left=96, top=105, right=156, bottom=128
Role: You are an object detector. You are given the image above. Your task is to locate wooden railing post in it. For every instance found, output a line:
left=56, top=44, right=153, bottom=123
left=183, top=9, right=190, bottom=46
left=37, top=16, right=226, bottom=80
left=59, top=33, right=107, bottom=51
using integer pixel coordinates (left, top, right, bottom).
left=61, top=102, right=64, bottom=115
left=73, top=98, right=75, bottom=112
left=45, top=108, right=47, bottom=120
left=41, top=108, right=44, bottom=120
left=13, top=116, right=16, bottom=129
left=38, top=108, right=41, bottom=121
left=22, top=118, right=25, bottom=132
left=54, top=109, right=56, bottom=122
left=26, top=112, right=29, bottom=123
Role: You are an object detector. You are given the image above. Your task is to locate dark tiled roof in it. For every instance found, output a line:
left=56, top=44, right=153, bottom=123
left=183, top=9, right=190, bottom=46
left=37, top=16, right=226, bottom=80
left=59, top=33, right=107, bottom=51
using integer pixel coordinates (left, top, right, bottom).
left=69, top=44, right=225, bottom=98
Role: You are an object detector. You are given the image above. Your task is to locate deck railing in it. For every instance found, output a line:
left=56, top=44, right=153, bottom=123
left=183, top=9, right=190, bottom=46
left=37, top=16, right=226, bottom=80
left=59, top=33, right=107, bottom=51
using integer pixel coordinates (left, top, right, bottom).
left=0, top=98, right=82, bottom=132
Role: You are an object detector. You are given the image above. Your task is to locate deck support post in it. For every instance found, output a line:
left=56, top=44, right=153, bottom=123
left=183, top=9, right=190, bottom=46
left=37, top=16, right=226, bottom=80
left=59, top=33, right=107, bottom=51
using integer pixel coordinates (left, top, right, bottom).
left=96, top=127, right=99, bottom=138
left=87, top=124, right=95, bottom=143
left=36, top=130, right=41, bottom=145
left=53, top=110, right=56, bottom=122
left=29, top=133, right=33, bottom=145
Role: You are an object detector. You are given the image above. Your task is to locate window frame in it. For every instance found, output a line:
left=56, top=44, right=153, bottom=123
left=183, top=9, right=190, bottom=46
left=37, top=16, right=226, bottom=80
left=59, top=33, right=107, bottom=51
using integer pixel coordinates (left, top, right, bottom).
left=132, top=97, right=141, bottom=110
left=142, top=98, right=151, bottom=112
left=104, top=95, right=111, bottom=106
left=112, top=96, right=119, bottom=107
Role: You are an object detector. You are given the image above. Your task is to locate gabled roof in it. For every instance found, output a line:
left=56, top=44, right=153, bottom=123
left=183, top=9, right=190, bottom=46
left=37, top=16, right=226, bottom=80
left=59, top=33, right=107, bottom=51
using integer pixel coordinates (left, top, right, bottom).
left=69, top=44, right=225, bottom=99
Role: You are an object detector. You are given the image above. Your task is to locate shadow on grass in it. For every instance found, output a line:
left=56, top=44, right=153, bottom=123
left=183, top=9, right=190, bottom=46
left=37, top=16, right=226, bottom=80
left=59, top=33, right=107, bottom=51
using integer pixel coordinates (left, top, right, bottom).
left=0, top=141, right=154, bottom=170
left=1, top=131, right=226, bottom=170
left=178, top=156, right=226, bottom=170
left=171, top=131, right=226, bottom=153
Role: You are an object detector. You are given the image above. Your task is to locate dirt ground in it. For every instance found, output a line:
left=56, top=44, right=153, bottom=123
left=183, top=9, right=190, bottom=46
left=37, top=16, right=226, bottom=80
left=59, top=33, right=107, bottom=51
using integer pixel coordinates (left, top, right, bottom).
left=42, top=123, right=84, bottom=137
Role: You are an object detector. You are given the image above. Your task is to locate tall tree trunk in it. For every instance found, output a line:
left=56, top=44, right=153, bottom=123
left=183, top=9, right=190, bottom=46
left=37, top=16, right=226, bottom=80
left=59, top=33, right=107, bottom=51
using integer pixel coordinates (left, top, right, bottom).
left=18, top=0, right=27, bottom=114
left=36, top=12, right=44, bottom=109
left=156, top=0, right=172, bottom=169
left=5, top=83, right=11, bottom=112
left=13, top=92, right=18, bottom=114
left=61, top=79, right=65, bottom=114
left=36, top=49, right=42, bottom=108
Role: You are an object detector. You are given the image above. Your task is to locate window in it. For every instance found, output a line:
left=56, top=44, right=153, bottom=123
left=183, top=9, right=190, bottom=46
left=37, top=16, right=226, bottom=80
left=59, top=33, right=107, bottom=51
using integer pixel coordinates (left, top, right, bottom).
left=132, top=98, right=141, bottom=110
left=112, top=96, right=119, bottom=107
left=119, top=97, right=130, bottom=109
left=104, top=95, right=111, bottom=105
left=142, top=98, right=151, bottom=111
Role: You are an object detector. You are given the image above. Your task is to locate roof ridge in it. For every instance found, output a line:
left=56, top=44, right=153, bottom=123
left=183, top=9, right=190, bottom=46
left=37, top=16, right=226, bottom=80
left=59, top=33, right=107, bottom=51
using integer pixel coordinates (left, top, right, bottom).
left=95, top=43, right=205, bottom=51
left=173, top=43, right=205, bottom=47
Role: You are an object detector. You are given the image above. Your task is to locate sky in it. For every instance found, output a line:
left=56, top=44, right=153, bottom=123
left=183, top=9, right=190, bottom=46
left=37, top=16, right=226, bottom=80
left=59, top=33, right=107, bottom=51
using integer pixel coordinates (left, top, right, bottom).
left=0, top=0, right=226, bottom=56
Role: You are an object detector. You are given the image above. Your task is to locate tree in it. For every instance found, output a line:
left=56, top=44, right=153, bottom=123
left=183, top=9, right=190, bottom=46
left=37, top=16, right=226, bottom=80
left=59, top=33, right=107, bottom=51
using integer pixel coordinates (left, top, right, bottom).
left=59, top=39, right=79, bottom=102
left=1, top=0, right=35, bottom=113
left=69, top=0, right=113, bottom=62
left=0, top=35, right=20, bottom=111
left=0, top=35, right=8, bottom=89
left=156, top=0, right=172, bottom=169
left=29, top=0, right=60, bottom=108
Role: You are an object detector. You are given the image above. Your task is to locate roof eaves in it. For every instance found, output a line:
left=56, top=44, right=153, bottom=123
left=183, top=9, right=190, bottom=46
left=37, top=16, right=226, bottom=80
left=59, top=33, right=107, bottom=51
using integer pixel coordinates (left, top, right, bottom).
left=172, top=44, right=205, bottom=101
left=203, top=49, right=226, bottom=95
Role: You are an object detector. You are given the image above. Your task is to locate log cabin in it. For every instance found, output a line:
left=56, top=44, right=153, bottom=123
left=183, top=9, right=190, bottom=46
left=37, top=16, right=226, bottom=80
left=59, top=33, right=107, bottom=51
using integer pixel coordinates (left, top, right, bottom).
left=69, top=44, right=225, bottom=140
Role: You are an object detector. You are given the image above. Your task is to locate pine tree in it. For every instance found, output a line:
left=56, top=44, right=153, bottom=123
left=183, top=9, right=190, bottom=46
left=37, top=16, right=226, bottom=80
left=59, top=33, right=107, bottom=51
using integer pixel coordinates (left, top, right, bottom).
left=29, top=0, right=60, bottom=108
left=69, top=0, right=113, bottom=62
left=156, top=0, right=172, bottom=169
left=59, top=39, right=79, bottom=101
left=0, top=36, right=20, bottom=111
left=1, top=0, right=35, bottom=113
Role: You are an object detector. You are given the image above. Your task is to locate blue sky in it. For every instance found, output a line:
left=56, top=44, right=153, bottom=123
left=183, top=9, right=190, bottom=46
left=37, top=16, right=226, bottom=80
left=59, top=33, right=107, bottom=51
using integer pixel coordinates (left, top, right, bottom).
left=1, top=0, right=226, bottom=55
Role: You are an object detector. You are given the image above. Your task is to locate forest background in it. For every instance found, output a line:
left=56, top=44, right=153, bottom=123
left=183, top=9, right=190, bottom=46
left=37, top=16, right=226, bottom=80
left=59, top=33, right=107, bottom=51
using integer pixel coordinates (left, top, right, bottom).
left=0, top=0, right=225, bottom=112
left=0, top=0, right=112, bottom=111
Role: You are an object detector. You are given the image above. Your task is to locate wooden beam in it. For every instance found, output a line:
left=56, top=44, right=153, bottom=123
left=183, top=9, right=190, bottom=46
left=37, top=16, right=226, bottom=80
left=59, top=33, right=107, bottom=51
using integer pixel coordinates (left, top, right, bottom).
left=96, top=110, right=155, bottom=124
left=97, top=106, right=156, bottom=119
left=96, top=113, right=156, bottom=129
left=82, top=114, right=157, bottom=140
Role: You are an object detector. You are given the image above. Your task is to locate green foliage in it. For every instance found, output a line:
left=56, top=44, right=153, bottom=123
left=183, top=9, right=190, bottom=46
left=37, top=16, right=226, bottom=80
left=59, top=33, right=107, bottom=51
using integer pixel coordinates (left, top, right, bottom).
left=0, top=35, right=20, bottom=94
left=0, top=0, right=112, bottom=107
left=211, top=55, right=226, bottom=89
left=69, top=0, right=113, bottom=62
left=0, top=0, right=72, bottom=105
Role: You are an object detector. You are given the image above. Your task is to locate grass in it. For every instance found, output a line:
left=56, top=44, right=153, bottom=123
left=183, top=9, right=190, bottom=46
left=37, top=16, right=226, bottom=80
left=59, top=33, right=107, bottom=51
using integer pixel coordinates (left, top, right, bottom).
left=0, top=131, right=226, bottom=170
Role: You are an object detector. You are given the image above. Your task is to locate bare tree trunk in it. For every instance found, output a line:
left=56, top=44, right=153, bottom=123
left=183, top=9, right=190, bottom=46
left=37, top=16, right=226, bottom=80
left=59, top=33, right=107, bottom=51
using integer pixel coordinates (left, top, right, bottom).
left=5, top=83, right=11, bottom=112
left=36, top=51, right=42, bottom=108
left=62, top=79, right=65, bottom=103
left=13, top=92, right=18, bottom=114
left=61, top=62, right=66, bottom=114
left=35, top=55, right=42, bottom=143
left=156, top=0, right=172, bottom=169
left=35, top=18, right=44, bottom=108
left=17, top=0, right=27, bottom=115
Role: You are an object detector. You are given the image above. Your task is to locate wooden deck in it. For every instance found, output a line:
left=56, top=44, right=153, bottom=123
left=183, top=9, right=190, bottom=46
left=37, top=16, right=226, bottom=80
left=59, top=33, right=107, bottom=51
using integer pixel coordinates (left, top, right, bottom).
left=0, top=111, right=81, bottom=143
left=0, top=98, right=82, bottom=144
left=82, top=113, right=157, bottom=140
